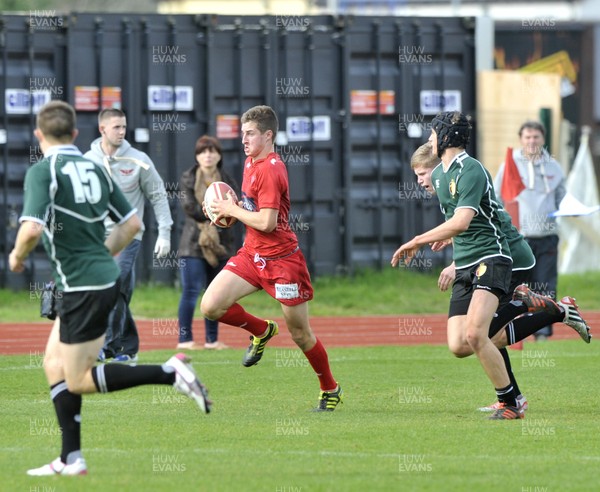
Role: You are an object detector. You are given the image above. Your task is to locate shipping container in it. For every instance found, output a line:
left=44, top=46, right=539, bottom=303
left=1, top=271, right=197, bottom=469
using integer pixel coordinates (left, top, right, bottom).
left=0, top=13, right=474, bottom=288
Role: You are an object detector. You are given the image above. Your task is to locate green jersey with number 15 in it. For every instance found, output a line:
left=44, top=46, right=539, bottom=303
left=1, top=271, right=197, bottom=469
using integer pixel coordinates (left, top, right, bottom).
left=20, top=145, right=136, bottom=291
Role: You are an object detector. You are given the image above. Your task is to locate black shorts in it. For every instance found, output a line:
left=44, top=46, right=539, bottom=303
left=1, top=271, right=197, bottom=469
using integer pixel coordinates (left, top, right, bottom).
left=55, top=281, right=120, bottom=344
left=449, top=256, right=512, bottom=318
left=500, top=268, right=533, bottom=310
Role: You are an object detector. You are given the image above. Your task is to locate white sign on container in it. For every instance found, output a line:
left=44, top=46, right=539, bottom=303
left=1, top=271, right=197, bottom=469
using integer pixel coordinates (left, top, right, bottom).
left=286, top=115, right=331, bottom=142
left=147, top=86, right=193, bottom=111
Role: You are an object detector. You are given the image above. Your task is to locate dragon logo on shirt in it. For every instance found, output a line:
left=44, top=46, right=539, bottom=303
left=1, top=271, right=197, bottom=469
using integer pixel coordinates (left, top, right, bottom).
left=449, top=178, right=456, bottom=198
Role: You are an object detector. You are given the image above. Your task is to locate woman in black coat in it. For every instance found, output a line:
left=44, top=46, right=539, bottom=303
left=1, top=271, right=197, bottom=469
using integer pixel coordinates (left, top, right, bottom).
left=176, top=135, right=239, bottom=349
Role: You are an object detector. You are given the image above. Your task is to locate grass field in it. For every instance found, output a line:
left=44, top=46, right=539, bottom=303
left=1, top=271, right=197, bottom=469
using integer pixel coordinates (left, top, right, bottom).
left=1, top=341, right=599, bottom=491
left=2, top=269, right=600, bottom=322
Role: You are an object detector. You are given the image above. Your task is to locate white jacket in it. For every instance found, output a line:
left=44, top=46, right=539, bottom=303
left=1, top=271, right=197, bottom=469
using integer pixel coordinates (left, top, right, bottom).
left=84, top=138, right=173, bottom=241
left=494, top=148, right=566, bottom=238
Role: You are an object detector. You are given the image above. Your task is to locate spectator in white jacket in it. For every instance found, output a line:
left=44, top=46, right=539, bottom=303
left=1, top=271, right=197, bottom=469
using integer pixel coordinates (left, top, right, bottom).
left=85, top=108, right=173, bottom=362
left=494, top=120, right=566, bottom=340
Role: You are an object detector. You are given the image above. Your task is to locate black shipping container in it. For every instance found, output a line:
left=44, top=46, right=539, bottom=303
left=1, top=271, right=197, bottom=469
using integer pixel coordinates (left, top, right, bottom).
left=0, top=13, right=474, bottom=288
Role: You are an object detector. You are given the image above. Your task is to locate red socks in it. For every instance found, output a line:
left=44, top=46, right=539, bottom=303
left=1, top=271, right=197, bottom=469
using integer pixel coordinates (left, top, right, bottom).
left=218, top=303, right=268, bottom=337
left=304, top=338, right=337, bottom=391
left=219, top=306, right=336, bottom=391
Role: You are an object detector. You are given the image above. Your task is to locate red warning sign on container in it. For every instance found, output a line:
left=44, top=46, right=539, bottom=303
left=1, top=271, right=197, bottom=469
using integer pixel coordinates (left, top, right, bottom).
left=350, top=90, right=395, bottom=115
left=74, top=86, right=121, bottom=111
left=74, top=86, right=99, bottom=111
left=216, top=114, right=240, bottom=139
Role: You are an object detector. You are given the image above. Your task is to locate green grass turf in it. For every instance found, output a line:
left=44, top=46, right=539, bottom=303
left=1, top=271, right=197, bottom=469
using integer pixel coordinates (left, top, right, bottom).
left=1, top=341, right=598, bottom=491
left=2, top=269, right=600, bottom=322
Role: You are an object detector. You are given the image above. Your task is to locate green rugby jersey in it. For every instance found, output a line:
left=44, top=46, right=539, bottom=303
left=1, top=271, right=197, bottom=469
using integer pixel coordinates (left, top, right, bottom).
left=498, top=208, right=535, bottom=271
left=431, top=151, right=511, bottom=269
left=20, top=145, right=136, bottom=291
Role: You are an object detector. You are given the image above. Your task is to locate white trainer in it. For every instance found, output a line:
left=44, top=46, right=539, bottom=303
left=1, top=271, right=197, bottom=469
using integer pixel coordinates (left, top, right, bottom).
left=27, top=457, right=87, bottom=476
left=165, top=353, right=212, bottom=414
left=558, top=296, right=592, bottom=343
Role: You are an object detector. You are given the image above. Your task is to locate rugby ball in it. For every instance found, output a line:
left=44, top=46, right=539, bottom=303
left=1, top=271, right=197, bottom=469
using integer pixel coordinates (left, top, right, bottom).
left=203, top=181, right=238, bottom=228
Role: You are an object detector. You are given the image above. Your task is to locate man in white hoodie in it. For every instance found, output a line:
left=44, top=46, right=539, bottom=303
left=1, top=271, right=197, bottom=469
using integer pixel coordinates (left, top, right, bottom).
left=85, top=108, right=173, bottom=362
left=494, top=121, right=566, bottom=341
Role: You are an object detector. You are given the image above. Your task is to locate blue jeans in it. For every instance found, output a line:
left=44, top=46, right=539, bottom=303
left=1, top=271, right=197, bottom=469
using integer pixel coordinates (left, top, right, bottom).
left=178, top=256, right=226, bottom=343
left=103, top=239, right=141, bottom=357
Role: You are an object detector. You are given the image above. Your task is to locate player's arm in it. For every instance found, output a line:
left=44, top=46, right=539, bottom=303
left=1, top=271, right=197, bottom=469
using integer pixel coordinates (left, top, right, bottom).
left=430, top=238, right=453, bottom=252
left=208, top=185, right=279, bottom=233
left=391, top=208, right=474, bottom=267
left=9, top=220, right=44, bottom=272
left=10, top=165, right=49, bottom=272
left=211, top=193, right=278, bottom=233
left=105, top=213, right=142, bottom=256
left=234, top=206, right=278, bottom=232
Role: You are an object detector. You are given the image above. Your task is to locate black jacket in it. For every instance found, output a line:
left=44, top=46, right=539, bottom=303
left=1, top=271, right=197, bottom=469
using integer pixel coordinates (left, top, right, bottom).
left=177, top=165, right=239, bottom=259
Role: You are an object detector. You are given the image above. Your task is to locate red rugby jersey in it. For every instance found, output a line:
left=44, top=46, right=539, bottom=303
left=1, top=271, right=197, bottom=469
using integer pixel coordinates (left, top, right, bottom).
left=240, top=152, right=298, bottom=258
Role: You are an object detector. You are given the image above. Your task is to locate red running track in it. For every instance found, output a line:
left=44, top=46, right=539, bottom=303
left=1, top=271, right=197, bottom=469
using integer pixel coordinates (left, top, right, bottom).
left=1, top=313, right=597, bottom=355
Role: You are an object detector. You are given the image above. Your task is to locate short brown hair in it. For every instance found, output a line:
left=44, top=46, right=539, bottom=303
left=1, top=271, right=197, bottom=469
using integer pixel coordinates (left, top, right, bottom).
left=36, top=100, right=76, bottom=142
left=98, top=108, right=126, bottom=124
left=518, top=120, right=545, bottom=137
left=241, top=105, right=278, bottom=140
left=410, top=143, right=438, bottom=169
left=195, top=135, right=223, bottom=168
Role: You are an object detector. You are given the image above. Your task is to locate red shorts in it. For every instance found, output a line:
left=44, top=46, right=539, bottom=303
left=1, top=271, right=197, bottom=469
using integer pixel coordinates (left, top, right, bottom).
left=223, top=247, right=314, bottom=306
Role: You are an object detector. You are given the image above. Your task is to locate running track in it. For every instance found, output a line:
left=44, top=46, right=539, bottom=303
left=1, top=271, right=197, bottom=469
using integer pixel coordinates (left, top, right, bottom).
left=1, top=313, right=598, bottom=355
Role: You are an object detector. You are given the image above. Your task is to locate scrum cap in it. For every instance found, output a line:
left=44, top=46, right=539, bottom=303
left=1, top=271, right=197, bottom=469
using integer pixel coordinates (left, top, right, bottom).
left=431, top=111, right=471, bottom=158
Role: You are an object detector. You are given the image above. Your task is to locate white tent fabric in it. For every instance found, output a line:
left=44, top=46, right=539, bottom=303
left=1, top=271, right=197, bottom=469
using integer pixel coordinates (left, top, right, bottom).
left=557, top=127, right=600, bottom=273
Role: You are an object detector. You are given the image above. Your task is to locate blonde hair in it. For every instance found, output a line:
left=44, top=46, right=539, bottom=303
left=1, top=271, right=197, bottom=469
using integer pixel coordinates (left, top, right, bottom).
left=410, top=143, right=438, bottom=170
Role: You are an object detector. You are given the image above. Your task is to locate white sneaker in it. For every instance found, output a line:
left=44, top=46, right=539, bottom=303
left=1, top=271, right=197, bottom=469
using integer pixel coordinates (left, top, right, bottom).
left=165, top=353, right=212, bottom=414
left=27, top=457, right=87, bottom=476
left=558, top=296, right=591, bottom=343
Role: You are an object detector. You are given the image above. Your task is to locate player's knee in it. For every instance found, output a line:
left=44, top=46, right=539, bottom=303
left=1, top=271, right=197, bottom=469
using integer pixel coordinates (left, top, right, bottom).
left=465, top=330, right=485, bottom=351
left=200, top=297, right=219, bottom=320
left=289, top=328, right=314, bottom=351
left=42, top=353, right=63, bottom=378
left=447, top=341, right=471, bottom=358
left=290, top=331, right=307, bottom=346
left=64, top=376, right=86, bottom=395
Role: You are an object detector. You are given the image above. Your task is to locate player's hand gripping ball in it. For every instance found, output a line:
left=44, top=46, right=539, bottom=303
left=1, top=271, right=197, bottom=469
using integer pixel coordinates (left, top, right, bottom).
left=203, top=181, right=238, bottom=228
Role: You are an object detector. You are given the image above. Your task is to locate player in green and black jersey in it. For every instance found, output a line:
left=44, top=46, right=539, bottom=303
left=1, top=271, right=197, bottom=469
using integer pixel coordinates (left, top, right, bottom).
left=9, top=101, right=210, bottom=476
left=392, top=111, right=522, bottom=420
left=410, top=142, right=591, bottom=415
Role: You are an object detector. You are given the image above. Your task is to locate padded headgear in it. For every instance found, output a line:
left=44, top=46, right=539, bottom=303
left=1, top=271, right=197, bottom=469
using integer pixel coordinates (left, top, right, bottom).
left=431, top=111, right=472, bottom=158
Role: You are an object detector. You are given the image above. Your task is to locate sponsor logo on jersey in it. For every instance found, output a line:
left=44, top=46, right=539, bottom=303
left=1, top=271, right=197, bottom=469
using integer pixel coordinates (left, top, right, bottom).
left=241, top=192, right=257, bottom=212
